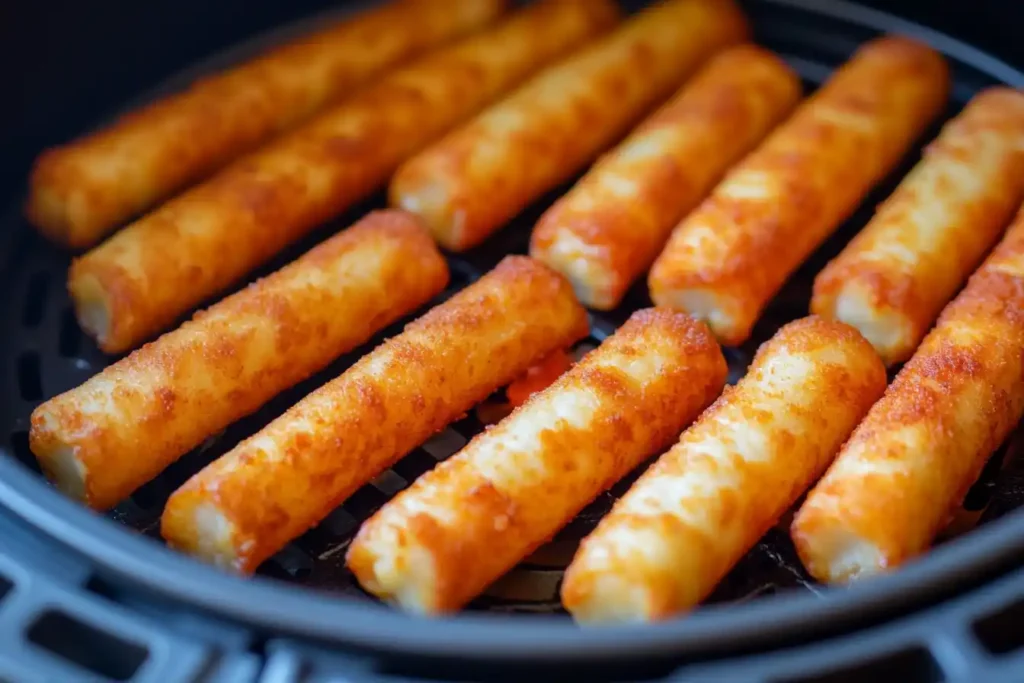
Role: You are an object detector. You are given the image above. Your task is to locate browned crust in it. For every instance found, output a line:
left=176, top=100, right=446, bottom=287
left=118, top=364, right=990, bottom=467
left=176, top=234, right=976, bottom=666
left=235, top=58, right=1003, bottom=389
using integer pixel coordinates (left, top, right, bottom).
left=649, top=36, right=950, bottom=345
left=391, top=0, right=750, bottom=252
left=792, top=207, right=1024, bottom=582
left=26, top=0, right=508, bottom=249
left=811, top=87, right=1024, bottom=363
left=562, top=316, right=885, bottom=619
left=161, top=256, right=589, bottom=573
left=347, top=307, right=727, bottom=613
left=530, top=44, right=800, bottom=309
left=30, top=210, right=448, bottom=510
left=68, top=0, right=618, bottom=355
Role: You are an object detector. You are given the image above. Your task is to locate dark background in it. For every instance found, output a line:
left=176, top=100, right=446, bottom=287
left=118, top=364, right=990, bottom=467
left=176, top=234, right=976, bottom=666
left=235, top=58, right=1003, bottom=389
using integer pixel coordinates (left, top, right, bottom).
left=2, top=0, right=1020, bottom=197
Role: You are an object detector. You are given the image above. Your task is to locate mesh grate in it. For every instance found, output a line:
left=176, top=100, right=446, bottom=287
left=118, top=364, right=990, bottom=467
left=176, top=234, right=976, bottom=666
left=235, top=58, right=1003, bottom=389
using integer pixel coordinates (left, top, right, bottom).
left=1, top=0, right=1023, bottom=617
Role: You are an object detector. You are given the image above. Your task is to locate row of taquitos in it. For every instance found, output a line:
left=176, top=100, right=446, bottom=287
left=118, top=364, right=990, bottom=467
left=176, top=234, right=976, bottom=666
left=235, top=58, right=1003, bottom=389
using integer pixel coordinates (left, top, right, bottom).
left=30, top=194, right=1024, bottom=620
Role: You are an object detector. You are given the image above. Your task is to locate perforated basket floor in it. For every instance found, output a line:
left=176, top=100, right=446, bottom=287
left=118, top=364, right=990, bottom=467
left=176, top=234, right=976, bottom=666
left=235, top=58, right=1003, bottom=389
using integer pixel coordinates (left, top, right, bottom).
left=2, top=0, right=1024, bottom=619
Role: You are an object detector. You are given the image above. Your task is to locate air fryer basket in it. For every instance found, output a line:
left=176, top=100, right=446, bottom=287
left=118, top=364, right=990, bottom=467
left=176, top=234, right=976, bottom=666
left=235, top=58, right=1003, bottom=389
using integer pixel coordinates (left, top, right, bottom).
left=2, top=0, right=1024, bottom=681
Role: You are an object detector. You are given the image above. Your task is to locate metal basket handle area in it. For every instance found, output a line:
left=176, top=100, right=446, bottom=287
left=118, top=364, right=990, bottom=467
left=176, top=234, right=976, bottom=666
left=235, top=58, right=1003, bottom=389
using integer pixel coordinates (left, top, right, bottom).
left=257, top=584, right=1024, bottom=683
left=3, top=498, right=1024, bottom=682
left=0, top=506, right=259, bottom=683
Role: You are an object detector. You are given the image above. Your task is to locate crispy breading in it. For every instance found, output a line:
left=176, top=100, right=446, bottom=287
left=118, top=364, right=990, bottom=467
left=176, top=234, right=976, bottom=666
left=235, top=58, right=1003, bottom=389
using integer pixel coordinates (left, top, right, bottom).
left=649, top=36, right=950, bottom=346
left=68, top=0, right=618, bottom=353
left=530, top=44, right=800, bottom=310
left=347, top=308, right=727, bottom=614
left=161, top=256, right=589, bottom=574
left=811, top=87, right=1024, bottom=365
left=391, top=0, right=750, bottom=252
left=26, top=0, right=506, bottom=248
left=793, top=206, right=1024, bottom=583
left=30, top=210, right=448, bottom=511
left=562, top=317, right=885, bottom=622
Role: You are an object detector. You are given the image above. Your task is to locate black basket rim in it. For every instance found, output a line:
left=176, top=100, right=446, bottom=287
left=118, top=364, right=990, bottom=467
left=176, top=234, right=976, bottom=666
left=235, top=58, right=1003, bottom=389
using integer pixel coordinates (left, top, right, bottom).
left=3, top=453, right=1024, bottom=661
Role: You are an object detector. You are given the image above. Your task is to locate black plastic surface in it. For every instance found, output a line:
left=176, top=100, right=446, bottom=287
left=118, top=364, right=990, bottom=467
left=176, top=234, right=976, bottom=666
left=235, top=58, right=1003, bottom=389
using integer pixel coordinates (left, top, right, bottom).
left=0, top=507, right=259, bottom=683
left=1, top=0, right=1024, bottom=679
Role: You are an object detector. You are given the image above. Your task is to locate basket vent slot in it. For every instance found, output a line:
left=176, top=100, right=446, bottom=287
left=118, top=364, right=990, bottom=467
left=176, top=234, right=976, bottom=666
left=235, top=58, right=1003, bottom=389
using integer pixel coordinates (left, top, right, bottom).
left=130, top=477, right=170, bottom=511
left=391, top=448, right=441, bottom=482
left=0, top=573, right=11, bottom=603
left=341, top=484, right=389, bottom=520
left=58, top=307, right=83, bottom=358
left=84, top=574, right=120, bottom=602
left=269, top=545, right=313, bottom=580
left=973, top=597, right=1024, bottom=655
left=17, top=351, right=43, bottom=402
left=773, top=646, right=942, bottom=683
left=422, top=428, right=466, bottom=461
left=370, top=469, right=408, bottom=496
left=26, top=609, right=149, bottom=681
left=20, top=272, right=48, bottom=328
